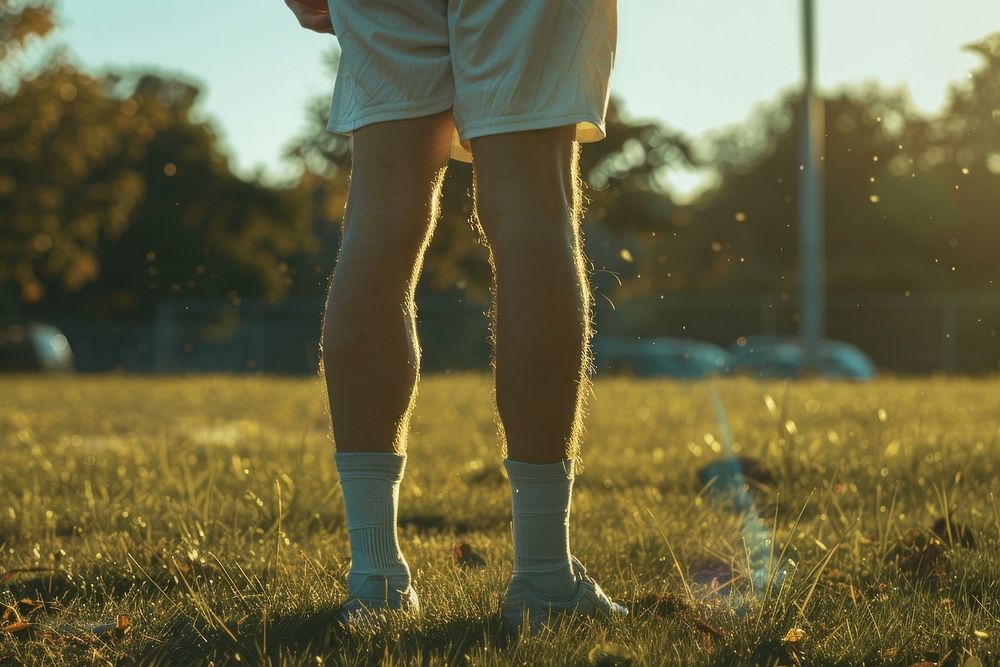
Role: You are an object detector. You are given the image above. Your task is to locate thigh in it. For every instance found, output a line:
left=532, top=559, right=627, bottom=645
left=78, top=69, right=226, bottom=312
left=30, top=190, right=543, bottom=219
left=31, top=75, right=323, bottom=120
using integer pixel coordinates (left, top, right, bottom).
left=343, top=110, right=455, bottom=245
left=470, top=126, right=579, bottom=225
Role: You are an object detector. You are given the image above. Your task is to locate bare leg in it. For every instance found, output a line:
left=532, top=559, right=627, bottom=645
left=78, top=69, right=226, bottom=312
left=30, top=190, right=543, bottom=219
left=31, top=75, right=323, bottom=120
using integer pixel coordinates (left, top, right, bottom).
left=471, top=126, right=590, bottom=464
left=472, top=129, right=627, bottom=627
left=322, top=110, right=454, bottom=453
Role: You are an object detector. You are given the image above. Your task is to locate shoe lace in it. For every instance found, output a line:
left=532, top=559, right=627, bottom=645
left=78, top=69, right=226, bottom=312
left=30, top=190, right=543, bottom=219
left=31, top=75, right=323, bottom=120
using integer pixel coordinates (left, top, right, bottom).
left=570, top=556, right=593, bottom=583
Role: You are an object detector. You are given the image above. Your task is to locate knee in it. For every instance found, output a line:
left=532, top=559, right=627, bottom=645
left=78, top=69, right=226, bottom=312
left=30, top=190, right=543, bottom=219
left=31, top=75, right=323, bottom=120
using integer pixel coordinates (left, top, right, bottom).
left=471, top=126, right=578, bottom=243
left=338, top=213, right=431, bottom=270
left=338, top=174, right=442, bottom=270
left=475, top=186, right=576, bottom=254
left=341, top=161, right=448, bottom=265
left=322, top=310, right=414, bottom=367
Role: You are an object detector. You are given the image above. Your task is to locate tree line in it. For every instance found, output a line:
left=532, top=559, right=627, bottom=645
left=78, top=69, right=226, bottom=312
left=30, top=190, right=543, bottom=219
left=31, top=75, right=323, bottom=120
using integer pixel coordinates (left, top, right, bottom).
left=2, top=1, right=998, bottom=319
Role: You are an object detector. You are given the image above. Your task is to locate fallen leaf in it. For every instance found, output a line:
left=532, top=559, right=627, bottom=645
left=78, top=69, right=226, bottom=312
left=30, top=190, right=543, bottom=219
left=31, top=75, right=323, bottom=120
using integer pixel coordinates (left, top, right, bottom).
left=886, top=529, right=945, bottom=580
left=1, top=621, right=31, bottom=635
left=0, top=567, right=54, bottom=585
left=690, top=616, right=725, bottom=638
left=93, top=614, right=130, bottom=639
left=587, top=642, right=636, bottom=666
left=451, top=543, right=486, bottom=569
left=931, top=517, right=976, bottom=549
left=633, top=592, right=724, bottom=637
left=635, top=592, right=691, bottom=618
left=17, top=598, right=43, bottom=617
left=782, top=627, right=807, bottom=643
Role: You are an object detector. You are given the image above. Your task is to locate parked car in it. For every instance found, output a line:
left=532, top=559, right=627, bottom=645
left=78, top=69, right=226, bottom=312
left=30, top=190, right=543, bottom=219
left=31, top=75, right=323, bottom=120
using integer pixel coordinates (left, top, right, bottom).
left=593, top=337, right=732, bottom=378
left=728, top=336, right=876, bottom=379
left=0, top=322, right=75, bottom=373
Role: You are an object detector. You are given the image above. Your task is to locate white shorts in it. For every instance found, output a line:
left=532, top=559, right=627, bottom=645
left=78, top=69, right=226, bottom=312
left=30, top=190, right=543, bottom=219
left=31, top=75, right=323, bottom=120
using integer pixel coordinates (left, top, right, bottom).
left=326, top=0, right=617, bottom=163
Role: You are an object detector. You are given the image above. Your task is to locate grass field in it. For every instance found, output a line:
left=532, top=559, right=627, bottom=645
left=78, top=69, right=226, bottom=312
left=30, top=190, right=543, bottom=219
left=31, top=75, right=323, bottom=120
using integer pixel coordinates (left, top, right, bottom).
left=1, top=374, right=998, bottom=666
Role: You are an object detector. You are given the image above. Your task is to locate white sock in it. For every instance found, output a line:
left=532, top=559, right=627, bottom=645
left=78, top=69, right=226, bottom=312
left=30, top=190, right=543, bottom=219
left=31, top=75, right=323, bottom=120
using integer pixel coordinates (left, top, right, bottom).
left=504, top=458, right=576, bottom=599
left=334, top=452, right=410, bottom=595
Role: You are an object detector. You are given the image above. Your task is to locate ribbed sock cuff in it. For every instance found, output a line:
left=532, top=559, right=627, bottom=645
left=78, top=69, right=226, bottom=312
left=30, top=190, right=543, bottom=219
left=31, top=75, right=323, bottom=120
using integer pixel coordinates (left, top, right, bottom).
left=335, top=451, right=406, bottom=481
left=504, top=458, right=574, bottom=482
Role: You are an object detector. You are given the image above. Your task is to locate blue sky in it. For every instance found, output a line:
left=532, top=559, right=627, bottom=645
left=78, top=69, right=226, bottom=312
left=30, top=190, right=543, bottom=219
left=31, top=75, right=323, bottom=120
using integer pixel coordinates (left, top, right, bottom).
left=56, top=0, right=1000, bottom=196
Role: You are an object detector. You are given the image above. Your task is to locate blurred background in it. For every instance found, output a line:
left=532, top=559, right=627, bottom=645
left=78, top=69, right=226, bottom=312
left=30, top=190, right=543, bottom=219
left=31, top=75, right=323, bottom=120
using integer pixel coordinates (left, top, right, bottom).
left=2, top=0, right=999, bottom=378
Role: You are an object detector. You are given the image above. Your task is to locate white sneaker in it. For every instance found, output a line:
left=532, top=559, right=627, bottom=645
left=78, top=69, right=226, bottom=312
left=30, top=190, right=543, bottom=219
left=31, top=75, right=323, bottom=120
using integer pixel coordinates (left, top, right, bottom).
left=502, top=557, right=628, bottom=635
left=338, top=575, right=419, bottom=628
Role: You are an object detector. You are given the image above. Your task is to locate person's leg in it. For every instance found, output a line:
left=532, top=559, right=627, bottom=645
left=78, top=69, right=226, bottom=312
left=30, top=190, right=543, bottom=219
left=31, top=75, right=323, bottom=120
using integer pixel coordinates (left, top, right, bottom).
left=472, top=127, right=626, bottom=631
left=471, top=126, right=589, bottom=466
left=323, top=109, right=454, bottom=609
left=324, top=109, right=454, bottom=454
left=471, top=127, right=589, bottom=600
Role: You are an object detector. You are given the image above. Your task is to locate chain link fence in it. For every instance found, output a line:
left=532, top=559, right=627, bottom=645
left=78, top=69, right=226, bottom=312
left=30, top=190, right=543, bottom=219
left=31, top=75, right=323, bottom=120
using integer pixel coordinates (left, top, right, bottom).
left=46, top=292, right=1000, bottom=375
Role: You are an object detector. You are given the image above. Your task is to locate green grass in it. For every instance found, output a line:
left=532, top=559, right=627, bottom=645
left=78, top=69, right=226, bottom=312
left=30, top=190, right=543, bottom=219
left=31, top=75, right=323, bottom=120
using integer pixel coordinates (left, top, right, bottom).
left=1, top=374, right=998, bottom=666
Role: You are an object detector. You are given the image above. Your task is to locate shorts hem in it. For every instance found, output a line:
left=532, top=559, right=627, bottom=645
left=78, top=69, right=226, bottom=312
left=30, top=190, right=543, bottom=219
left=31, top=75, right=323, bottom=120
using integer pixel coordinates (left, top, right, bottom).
left=326, top=97, right=455, bottom=135
left=459, top=110, right=607, bottom=143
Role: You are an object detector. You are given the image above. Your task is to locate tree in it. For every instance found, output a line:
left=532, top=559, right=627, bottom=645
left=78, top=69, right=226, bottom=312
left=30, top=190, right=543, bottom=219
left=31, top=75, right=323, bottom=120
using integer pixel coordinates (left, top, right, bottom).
left=73, top=73, right=314, bottom=314
left=909, top=32, right=1000, bottom=291
left=1, top=2, right=316, bottom=313
left=688, top=88, right=928, bottom=293
left=0, top=0, right=144, bottom=305
left=686, top=43, right=1000, bottom=297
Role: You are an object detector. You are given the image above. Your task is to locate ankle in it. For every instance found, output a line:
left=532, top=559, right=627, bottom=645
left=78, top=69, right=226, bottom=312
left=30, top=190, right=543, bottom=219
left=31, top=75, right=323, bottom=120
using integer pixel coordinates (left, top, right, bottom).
left=348, top=569, right=411, bottom=595
left=514, top=562, right=575, bottom=599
